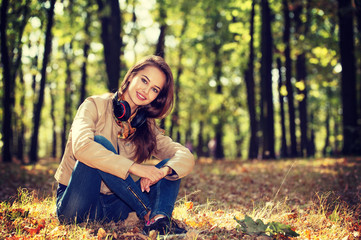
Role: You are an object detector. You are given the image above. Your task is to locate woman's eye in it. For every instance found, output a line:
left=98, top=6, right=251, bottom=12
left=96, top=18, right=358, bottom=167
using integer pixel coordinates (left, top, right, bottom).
left=142, top=78, right=147, bottom=84
left=152, top=88, right=159, bottom=93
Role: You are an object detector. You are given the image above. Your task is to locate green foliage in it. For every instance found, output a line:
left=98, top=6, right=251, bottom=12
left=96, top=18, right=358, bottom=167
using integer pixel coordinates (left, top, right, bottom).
left=0, top=0, right=356, bottom=159
left=234, top=215, right=299, bottom=237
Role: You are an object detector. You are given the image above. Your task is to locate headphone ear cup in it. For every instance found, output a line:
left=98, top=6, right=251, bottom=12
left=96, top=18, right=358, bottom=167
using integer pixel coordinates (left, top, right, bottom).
left=131, top=108, right=147, bottom=128
left=113, top=93, right=131, bottom=121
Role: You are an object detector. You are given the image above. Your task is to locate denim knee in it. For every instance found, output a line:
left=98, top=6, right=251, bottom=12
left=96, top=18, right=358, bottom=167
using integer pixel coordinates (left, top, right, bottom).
left=94, top=135, right=117, bottom=153
left=155, top=158, right=170, bottom=168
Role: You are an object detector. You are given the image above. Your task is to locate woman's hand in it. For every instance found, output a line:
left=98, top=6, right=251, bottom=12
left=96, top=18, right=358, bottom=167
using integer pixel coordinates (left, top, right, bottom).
left=129, top=164, right=171, bottom=192
left=129, top=163, right=164, bottom=182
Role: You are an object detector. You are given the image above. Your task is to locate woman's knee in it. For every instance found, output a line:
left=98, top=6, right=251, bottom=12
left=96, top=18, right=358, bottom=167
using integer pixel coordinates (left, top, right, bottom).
left=94, top=135, right=117, bottom=153
left=155, top=158, right=170, bottom=168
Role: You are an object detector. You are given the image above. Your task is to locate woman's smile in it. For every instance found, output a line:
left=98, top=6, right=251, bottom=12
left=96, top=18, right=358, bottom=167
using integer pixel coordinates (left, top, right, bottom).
left=124, top=66, right=166, bottom=113
left=136, top=91, right=147, bottom=101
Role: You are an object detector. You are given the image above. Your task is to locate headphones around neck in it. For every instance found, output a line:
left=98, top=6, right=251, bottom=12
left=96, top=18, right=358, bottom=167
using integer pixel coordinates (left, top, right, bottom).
left=112, top=92, right=147, bottom=128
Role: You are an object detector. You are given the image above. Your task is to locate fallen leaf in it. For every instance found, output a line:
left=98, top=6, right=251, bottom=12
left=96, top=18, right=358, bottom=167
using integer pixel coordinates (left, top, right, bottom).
left=97, top=228, right=106, bottom=239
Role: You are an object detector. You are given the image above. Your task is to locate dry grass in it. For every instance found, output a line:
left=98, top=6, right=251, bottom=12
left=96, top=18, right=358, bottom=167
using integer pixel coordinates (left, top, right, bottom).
left=0, top=157, right=360, bottom=239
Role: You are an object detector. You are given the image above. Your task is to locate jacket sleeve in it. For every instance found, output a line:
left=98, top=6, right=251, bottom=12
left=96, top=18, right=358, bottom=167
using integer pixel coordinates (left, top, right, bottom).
left=152, top=128, right=195, bottom=180
left=71, top=98, right=134, bottom=179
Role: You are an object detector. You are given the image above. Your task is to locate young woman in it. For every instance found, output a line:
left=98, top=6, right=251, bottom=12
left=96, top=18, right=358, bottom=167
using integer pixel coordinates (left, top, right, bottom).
left=55, top=55, right=195, bottom=235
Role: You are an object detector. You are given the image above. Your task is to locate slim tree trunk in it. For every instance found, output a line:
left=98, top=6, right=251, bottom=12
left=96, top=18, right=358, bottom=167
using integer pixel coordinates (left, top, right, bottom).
left=154, top=0, right=167, bottom=130
left=50, top=87, right=57, bottom=158
left=97, top=0, right=122, bottom=92
left=294, top=1, right=311, bottom=157
left=79, top=2, right=91, bottom=106
left=323, top=106, right=330, bottom=156
left=260, top=0, right=275, bottom=159
left=355, top=1, right=361, bottom=125
left=277, top=58, right=288, bottom=158
left=283, top=0, right=298, bottom=157
left=245, top=0, right=259, bottom=159
left=29, top=0, right=56, bottom=164
left=16, top=68, right=26, bottom=163
left=196, top=121, right=205, bottom=157
left=1, top=0, right=13, bottom=163
left=170, top=16, right=188, bottom=141
left=337, top=0, right=360, bottom=155
left=61, top=45, right=74, bottom=154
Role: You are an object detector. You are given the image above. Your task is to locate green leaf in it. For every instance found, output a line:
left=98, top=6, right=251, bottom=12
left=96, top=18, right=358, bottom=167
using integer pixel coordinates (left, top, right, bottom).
left=234, top=215, right=299, bottom=237
left=267, top=222, right=300, bottom=237
left=234, top=215, right=267, bottom=235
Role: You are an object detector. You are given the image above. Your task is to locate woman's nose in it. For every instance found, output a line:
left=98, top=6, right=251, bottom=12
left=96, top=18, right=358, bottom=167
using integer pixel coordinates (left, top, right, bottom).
left=142, top=86, right=151, bottom=94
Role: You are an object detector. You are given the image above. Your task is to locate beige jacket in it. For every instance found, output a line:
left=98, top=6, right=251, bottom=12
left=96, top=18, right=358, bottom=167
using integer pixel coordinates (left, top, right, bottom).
left=54, top=94, right=195, bottom=194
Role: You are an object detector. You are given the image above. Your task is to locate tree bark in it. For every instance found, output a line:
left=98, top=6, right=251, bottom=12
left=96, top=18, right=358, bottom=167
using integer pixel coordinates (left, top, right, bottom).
left=50, top=87, right=57, bottom=158
left=154, top=0, right=167, bottom=130
left=196, top=121, right=205, bottom=157
left=79, top=2, right=91, bottom=106
left=61, top=45, right=74, bottom=154
left=29, top=0, right=56, bottom=164
left=97, top=0, right=122, bottom=92
left=16, top=68, right=26, bottom=163
left=170, top=16, right=188, bottom=141
left=260, top=0, right=275, bottom=159
left=1, top=0, right=13, bottom=162
left=337, top=0, right=360, bottom=155
left=283, top=0, right=298, bottom=158
left=294, top=1, right=311, bottom=157
left=245, top=0, right=259, bottom=160
left=277, top=58, right=288, bottom=158
left=355, top=1, right=361, bottom=126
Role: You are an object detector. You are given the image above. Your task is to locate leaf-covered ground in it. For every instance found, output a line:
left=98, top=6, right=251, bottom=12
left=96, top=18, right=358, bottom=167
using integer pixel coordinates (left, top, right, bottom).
left=0, top=157, right=360, bottom=239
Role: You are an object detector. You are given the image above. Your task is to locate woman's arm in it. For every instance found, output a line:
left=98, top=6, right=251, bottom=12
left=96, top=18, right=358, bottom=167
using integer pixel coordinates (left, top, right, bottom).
left=152, top=129, right=195, bottom=180
left=71, top=97, right=134, bottom=179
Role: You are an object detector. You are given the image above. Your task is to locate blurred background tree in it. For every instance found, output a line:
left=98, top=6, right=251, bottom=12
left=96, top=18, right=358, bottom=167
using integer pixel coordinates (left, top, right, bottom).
left=1, top=0, right=360, bottom=163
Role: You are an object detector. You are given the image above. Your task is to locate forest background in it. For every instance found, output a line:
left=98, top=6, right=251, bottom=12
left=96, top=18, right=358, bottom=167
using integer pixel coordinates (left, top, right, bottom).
left=1, top=0, right=361, bottom=164
left=1, top=0, right=361, bottom=239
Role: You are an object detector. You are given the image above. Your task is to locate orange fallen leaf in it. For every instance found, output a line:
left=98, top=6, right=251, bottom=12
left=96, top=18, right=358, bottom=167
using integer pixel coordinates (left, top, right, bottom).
left=185, top=201, right=194, bottom=210
left=97, top=228, right=106, bottom=239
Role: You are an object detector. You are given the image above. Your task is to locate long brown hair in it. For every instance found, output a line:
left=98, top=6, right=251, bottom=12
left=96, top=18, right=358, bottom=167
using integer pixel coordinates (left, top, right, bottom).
left=119, top=55, right=174, bottom=163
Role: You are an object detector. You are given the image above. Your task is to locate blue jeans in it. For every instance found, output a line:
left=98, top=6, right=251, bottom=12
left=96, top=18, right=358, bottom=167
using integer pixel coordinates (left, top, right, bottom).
left=56, top=135, right=181, bottom=224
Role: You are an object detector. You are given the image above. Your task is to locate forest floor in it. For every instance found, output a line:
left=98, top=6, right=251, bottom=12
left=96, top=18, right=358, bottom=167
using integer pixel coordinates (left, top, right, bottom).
left=0, top=156, right=361, bottom=239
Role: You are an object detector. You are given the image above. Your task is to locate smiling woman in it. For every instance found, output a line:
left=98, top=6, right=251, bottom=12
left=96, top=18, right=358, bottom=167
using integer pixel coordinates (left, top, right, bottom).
left=54, top=55, right=195, bottom=236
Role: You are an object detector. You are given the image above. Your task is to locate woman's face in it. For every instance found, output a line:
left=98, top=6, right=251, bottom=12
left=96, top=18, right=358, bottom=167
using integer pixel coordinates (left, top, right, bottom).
left=124, top=65, right=166, bottom=112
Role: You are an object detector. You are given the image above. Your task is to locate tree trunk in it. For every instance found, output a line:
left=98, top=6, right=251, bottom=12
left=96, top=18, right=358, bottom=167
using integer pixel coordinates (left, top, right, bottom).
left=170, top=15, right=188, bottom=141
left=154, top=0, right=167, bottom=130
left=1, top=0, right=13, bottom=162
left=213, top=46, right=225, bottom=160
left=294, top=1, right=311, bottom=157
left=296, top=52, right=309, bottom=157
left=355, top=1, right=361, bottom=127
left=61, top=45, right=74, bottom=154
left=260, top=0, right=275, bottom=159
left=79, top=2, right=91, bottom=106
left=155, top=25, right=166, bottom=58
left=29, top=0, right=56, bottom=164
left=235, top=124, right=243, bottom=158
left=16, top=68, right=26, bottom=163
left=277, top=58, right=288, bottom=158
left=337, top=0, right=360, bottom=155
left=283, top=0, right=298, bottom=158
left=97, top=0, right=122, bottom=92
left=245, top=0, right=259, bottom=160
left=196, top=121, right=206, bottom=157
left=50, top=87, right=57, bottom=158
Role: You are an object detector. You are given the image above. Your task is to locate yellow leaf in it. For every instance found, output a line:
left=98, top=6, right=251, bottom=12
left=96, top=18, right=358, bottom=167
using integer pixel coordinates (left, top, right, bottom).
left=97, top=228, right=106, bottom=239
left=185, top=201, right=194, bottom=210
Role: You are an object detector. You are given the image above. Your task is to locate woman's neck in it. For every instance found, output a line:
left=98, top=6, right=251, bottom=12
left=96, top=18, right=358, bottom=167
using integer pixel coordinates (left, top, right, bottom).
left=123, top=91, right=137, bottom=114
